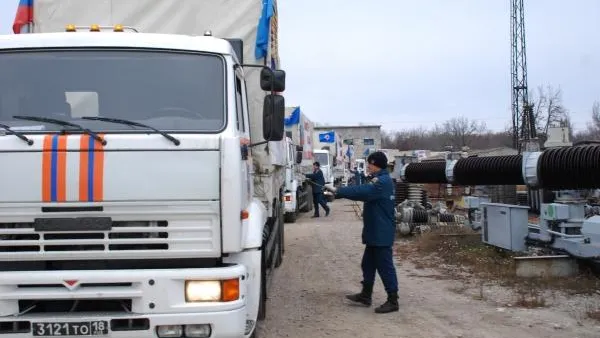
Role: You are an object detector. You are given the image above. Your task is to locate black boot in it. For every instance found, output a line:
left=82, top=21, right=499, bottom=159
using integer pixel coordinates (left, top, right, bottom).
left=345, top=282, right=373, bottom=306
left=375, top=292, right=399, bottom=313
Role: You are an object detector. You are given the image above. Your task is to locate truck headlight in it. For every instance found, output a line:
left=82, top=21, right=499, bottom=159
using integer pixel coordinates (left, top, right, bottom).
left=185, top=281, right=221, bottom=302
left=185, top=279, right=240, bottom=302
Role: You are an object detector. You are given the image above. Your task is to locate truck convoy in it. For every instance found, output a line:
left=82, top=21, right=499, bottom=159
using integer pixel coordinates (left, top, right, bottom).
left=282, top=111, right=353, bottom=207
left=282, top=106, right=314, bottom=222
left=3, top=0, right=286, bottom=337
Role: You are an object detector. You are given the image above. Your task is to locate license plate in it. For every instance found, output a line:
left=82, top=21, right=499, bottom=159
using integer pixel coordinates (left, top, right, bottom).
left=32, top=321, right=108, bottom=336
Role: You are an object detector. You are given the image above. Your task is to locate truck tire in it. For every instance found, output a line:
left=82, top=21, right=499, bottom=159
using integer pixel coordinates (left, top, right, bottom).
left=303, top=186, right=314, bottom=212
left=257, top=249, right=267, bottom=321
left=282, top=201, right=288, bottom=255
left=284, top=211, right=297, bottom=223
left=299, top=186, right=309, bottom=213
left=275, top=202, right=284, bottom=268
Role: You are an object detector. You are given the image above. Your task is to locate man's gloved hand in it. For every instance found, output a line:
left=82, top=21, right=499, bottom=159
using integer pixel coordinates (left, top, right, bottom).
left=323, top=184, right=337, bottom=193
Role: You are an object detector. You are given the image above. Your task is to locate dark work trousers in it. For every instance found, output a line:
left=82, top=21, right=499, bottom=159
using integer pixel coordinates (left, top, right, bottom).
left=361, top=246, right=399, bottom=293
left=312, top=193, right=330, bottom=216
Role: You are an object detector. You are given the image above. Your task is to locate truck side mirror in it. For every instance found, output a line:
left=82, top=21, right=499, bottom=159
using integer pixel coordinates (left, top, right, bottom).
left=263, top=94, right=285, bottom=141
left=260, top=68, right=286, bottom=92
left=332, top=157, right=337, bottom=166
left=295, top=151, right=303, bottom=164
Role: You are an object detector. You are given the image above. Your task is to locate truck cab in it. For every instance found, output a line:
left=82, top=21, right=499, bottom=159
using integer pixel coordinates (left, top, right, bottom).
left=283, top=137, right=306, bottom=222
left=313, top=149, right=334, bottom=185
left=0, top=26, right=285, bottom=338
left=356, top=158, right=366, bottom=175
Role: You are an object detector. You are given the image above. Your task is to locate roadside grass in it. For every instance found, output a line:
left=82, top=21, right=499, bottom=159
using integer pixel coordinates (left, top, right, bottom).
left=396, top=225, right=600, bottom=317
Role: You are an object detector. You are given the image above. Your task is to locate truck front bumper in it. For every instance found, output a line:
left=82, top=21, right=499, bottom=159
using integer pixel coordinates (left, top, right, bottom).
left=0, top=265, right=250, bottom=338
left=1, top=309, right=246, bottom=338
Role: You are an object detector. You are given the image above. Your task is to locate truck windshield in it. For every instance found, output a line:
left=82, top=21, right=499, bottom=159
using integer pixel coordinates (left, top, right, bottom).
left=314, top=152, right=329, bottom=166
left=0, top=49, right=226, bottom=133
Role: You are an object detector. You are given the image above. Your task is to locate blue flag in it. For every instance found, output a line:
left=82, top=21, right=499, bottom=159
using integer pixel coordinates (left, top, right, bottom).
left=346, top=145, right=354, bottom=158
left=284, top=107, right=300, bottom=126
left=255, top=0, right=274, bottom=60
left=319, top=131, right=335, bottom=143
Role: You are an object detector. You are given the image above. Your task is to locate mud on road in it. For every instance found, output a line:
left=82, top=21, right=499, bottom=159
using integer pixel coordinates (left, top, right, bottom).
left=255, top=200, right=600, bottom=338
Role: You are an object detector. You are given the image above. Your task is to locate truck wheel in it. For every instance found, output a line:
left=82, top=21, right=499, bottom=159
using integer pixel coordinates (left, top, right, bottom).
left=257, top=249, right=267, bottom=321
left=299, top=187, right=308, bottom=213
left=281, top=214, right=286, bottom=256
left=305, top=186, right=314, bottom=212
left=275, top=202, right=284, bottom=268
left=284, top=211, right=297, bottom=223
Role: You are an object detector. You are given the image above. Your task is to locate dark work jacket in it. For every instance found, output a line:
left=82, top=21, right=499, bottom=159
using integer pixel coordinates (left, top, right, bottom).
left=335, top=169, right=396, bottom=246
left=305, top=169, right=325, bottom=194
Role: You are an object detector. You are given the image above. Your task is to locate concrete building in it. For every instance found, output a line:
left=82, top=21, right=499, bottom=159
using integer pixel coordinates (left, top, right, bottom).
left=314, top=125, right=382, bottom=163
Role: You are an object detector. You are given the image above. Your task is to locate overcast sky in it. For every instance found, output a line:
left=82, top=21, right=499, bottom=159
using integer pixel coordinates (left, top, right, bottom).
left=1, top=0, right=598, bottom=132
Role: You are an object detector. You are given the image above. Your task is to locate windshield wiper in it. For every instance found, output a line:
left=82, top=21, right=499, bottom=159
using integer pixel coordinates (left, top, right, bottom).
left=81, top=117, right=180, bottom=146
left=0, top=123, right=34, bottom=145
left=13, top=115, right=106, bottom=145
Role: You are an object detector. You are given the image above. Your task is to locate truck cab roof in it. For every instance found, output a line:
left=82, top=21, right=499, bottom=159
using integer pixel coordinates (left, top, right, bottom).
left=0, top=32, right=238, bottom=57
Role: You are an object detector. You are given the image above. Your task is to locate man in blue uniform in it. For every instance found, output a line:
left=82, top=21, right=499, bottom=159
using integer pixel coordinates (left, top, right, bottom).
left=324, top=151, right=399, bottom=313
left=305, top=162, right=330, bottom=217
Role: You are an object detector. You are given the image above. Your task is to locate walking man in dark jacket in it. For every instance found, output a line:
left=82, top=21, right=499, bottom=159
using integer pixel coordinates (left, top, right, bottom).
left=324, top=151, right=399, bottom=313
left=305, top=162, right=330, bottom=217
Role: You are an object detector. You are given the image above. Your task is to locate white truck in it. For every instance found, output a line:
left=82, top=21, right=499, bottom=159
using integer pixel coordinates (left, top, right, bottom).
left=313, top=130, right=346, bottom=187
left=313, top=149, right=335, bottom=185
left=282, top=107, right=315, bottom=222
left=2, top=0, right=287, bottom=337
left=356, top=158, right=367, bottom=174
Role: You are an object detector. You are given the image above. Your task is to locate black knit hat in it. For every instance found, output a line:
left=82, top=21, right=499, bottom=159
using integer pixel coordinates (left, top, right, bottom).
left=367, top=151, right=388, bottom=169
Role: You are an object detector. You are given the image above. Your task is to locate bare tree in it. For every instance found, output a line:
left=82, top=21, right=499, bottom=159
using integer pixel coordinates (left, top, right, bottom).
left=438, top=116, right=487, bottom=148
left=585, top=101, right=600, bottom=139
left=592, top=101, right=600, bottom=126
left=529, top=85, right=569, bottom=138
left=380, top=115, right=516, bottom=151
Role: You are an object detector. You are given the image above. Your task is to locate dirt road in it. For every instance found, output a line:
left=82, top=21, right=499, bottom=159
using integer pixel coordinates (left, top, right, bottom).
left=255, top=200, right=600, bottom=338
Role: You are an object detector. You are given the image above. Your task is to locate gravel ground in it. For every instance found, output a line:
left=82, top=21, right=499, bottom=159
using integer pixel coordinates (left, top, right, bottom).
left=255, top=200, right=600, bottom=338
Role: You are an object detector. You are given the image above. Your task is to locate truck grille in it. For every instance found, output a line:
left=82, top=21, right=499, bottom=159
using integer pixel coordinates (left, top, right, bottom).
left=0, top=219, right=221, bottom=263
left=0, top=202, right=221, bottom=261
left=0, top=221, right=168, bottom=253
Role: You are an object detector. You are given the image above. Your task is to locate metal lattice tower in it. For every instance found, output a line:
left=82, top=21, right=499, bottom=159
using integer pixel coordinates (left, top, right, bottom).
left=510, top=0, right=535, bottom=152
